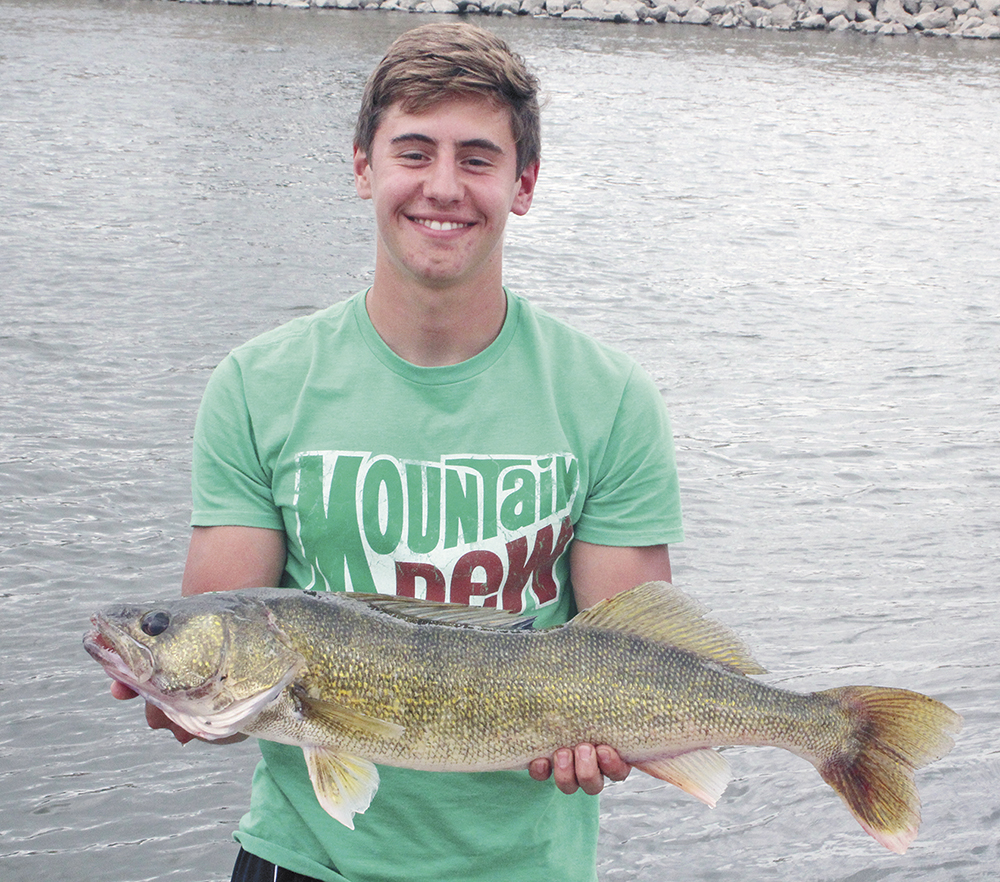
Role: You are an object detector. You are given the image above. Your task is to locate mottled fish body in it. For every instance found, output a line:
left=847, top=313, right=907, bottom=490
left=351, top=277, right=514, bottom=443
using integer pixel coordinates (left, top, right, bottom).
left=84, top=582, right=960, bottom=852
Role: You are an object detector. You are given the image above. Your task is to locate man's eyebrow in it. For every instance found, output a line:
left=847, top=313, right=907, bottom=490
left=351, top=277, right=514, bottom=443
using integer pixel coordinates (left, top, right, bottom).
left=390, top=133, right=435, bottom=147
left=389, top=133, right=506, bottom=154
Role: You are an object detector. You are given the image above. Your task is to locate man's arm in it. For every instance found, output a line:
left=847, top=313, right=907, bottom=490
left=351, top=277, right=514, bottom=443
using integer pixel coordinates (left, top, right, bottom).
left=528, top=540, right=672, bottom=795
left=110, top=525, right=287, bottom=743
left=181, top=525, right=287, bottom=596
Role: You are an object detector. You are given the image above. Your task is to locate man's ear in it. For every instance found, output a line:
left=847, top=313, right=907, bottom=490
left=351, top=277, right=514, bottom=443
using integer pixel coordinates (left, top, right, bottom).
left=354, top=145, right=372, bottom=200
left=510, top=160, right=540, bottom=217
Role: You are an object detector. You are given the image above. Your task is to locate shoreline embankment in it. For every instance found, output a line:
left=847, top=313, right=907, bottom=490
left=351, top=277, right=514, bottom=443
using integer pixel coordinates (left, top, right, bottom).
left=160, top=0, right=1000, bottom=38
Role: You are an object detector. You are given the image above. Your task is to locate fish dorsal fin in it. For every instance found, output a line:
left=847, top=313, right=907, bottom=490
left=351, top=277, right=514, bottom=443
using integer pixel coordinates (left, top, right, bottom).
left=303, top=745, right=381, bottom=829
left=570, top=582, right=767, bottom=675
left=347, top=593, right=536, bottom=631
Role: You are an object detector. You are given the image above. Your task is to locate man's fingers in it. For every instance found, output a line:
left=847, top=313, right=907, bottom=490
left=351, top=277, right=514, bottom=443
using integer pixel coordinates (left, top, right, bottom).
left=552, top=747, right=579, bottom=794
left=528, top=757, right=552, bottom=782
left=596, top=745, right=631, bottom=782
left=109, top=681, right=138, bottom=700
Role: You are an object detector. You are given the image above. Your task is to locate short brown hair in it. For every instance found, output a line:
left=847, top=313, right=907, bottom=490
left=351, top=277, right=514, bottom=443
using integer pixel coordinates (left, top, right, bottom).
left=354, top=23, right=541, bottom=176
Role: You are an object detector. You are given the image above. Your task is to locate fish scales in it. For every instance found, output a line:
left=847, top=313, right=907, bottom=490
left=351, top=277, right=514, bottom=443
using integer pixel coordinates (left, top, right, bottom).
left=260, top=590, right=822, bottom=769
left=84, top=581, right=961, bottom=851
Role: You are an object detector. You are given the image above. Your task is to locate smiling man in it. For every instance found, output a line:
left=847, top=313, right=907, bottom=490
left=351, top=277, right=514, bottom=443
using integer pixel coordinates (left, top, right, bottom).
left=110, top=22, right=683, bottom=882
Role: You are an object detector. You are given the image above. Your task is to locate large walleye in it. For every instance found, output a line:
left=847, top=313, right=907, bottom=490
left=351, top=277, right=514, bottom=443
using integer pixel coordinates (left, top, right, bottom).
left=84, top=582, right=960, bottom=853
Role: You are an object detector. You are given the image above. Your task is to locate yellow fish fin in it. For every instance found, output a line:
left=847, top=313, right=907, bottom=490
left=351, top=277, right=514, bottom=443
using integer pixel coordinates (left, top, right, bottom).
left=634, top=748, right=731, bottom=808
left=293, top=686, right=405, bottom=741
left=303, top=745, right=380, bottom=829
left=570, top=582, right=767, bottom=675
left=814, top=685, right=962, bottom=854
left=346, top=593, right=536, bottom=631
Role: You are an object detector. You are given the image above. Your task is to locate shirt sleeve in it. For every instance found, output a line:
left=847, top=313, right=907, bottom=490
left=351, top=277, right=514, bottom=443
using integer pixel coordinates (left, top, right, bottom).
left=189, top=354, right=284, bottom=531
left=572, top=363, right=684, bottom=548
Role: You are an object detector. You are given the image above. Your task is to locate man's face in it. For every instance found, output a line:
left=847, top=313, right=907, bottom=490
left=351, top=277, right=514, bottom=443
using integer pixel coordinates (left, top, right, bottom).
left=354, top=95, right=538, bottom=294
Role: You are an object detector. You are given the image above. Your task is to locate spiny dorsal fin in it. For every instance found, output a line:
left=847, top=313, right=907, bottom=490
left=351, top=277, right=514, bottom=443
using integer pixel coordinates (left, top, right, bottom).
left=346, top=593, right=536, bottom=631
left=570, top=582, right=767, bottom=675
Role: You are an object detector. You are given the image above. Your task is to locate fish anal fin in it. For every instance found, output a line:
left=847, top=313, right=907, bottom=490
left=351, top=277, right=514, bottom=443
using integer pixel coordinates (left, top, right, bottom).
left=293, top=686, right=405, bottom=741
left=635, top=748, right=731, bottom=808
left=303, top=745, right=380, bottom=829
left=571, top=582, right=767, bottom=676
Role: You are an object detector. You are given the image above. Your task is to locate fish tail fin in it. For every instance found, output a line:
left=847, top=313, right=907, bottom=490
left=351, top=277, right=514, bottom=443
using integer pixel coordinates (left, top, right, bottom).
left=815, top=685, right=961, bottom=854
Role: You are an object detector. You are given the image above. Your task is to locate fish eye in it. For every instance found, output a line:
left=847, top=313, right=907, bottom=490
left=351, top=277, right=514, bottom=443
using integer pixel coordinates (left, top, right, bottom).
left=140, top=610, right=171, bottom=637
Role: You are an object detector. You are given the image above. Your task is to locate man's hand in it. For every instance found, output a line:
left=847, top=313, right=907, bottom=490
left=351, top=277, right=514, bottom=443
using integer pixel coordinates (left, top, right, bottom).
left=110, top=681, right=198, bottom=744
left=529, top=744, right=631, bottom=796
left=109, top=681, right=247, bottom=745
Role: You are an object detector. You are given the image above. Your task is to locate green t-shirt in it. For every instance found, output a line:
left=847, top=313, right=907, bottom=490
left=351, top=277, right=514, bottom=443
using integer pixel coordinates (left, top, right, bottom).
left=191, top=289, right=683, bottom=882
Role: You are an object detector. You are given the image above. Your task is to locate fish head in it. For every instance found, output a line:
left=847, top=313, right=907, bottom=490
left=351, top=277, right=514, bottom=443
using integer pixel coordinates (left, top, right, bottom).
left=84, top=590, right=304, bottom=739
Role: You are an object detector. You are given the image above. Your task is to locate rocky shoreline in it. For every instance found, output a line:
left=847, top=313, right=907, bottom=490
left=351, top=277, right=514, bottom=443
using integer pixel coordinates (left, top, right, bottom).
left=170, top=0, right=1000, bottom=38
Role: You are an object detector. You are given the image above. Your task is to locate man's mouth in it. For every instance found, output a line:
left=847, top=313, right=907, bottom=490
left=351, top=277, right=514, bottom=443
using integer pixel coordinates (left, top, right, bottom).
left=410, top=217, right=474, bottom=232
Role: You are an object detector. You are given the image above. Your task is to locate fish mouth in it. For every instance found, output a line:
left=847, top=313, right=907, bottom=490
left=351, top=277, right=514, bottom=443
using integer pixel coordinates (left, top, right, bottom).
left=83, top=615, right=153, bottom=691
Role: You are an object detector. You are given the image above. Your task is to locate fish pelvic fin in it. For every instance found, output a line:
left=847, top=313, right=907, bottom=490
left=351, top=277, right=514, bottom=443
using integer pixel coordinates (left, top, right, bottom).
left=570, top=582, right=767, bottom=676
left=635, top=748, right=732, bottom=808
left=303, top=745, right=380, bottom=829
left=816, top=685, right=962, bottom=854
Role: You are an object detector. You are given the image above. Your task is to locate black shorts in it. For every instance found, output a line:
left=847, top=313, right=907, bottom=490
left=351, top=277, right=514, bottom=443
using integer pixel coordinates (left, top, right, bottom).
left=230, top=847, right=323, bottom=882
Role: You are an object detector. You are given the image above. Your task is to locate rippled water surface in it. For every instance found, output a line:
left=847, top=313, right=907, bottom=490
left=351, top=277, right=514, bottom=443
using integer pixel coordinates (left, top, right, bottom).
left=2, top=2, right=998, bottom=880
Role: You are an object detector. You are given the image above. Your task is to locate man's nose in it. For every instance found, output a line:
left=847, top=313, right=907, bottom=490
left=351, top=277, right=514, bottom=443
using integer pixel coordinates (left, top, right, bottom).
left=423, top=157, right=463, bottom=204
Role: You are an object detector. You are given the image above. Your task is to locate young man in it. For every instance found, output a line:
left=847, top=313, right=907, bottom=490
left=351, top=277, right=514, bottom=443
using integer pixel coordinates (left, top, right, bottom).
left=112, top=23, right=682, bottom=882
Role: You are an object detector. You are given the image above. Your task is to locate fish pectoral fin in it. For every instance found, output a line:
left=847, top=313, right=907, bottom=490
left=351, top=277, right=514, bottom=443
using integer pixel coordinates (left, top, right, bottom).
left=294, top=687, right=405, bottom=741
left=303, top=745, right=380, bottom=829
left=635, top=748, right=731, bottom=808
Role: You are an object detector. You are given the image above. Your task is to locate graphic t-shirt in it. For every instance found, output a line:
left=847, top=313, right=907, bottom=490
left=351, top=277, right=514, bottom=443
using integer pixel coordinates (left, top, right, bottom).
left=191, top=289, right=684, bottom=882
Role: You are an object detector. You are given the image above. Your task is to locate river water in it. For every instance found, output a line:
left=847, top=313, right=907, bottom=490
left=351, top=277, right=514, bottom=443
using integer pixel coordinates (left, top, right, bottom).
left=2, top=1, right=998, bottom=880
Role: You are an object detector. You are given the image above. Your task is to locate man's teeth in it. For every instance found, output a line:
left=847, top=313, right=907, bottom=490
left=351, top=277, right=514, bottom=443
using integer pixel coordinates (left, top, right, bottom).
left=415, top=219, right=470, bottom=231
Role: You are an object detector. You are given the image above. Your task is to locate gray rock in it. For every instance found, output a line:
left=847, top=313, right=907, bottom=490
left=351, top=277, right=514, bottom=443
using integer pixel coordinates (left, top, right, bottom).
left=876, top=0, right=916, bottom=23
left=915, top=5, right=954, bottom=22
left=683, top=4, right=714, bottom=20
left=768, top=1, right=797, bottom=23
left=829, top=11, right=855, bottom=23
left=822, top=0, right=857, bottom=17
left=702, top=0, right=729, bottom=13
left=802, top=11, right=830, bottom=23
left=605, top=0, right=641, bottom=20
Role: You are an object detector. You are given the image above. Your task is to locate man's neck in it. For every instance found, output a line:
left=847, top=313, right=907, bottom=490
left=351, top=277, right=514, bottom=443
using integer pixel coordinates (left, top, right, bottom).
left=365, top=275, right=508, bottom=368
